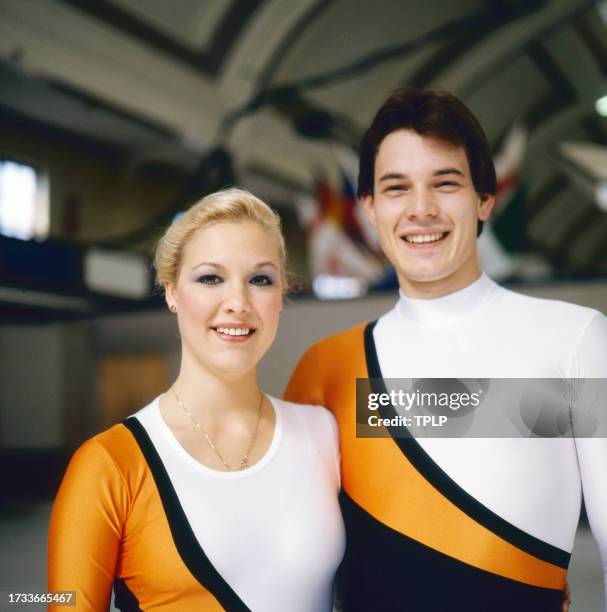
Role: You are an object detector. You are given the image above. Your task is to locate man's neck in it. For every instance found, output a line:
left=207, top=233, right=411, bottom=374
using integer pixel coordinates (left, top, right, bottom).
left=398, top=269, right=483, bottom=300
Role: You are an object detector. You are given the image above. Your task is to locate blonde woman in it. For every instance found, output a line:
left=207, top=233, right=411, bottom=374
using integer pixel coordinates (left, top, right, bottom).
left=48, top=188, right=345, bottom=611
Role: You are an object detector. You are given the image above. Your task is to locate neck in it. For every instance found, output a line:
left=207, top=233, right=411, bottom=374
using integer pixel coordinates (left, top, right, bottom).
left=172, top=358, right=261, bottom=422
left=398, top=261, right=482, bottom=300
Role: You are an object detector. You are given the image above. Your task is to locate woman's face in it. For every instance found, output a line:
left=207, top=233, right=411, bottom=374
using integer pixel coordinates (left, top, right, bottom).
left=166, top=220, right=284, bottom=381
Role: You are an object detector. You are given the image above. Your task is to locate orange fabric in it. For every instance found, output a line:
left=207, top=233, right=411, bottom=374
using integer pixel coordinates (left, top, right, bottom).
left=48, top=424, right=224, bottom=611
left=284, top=324, right=567, bottom=590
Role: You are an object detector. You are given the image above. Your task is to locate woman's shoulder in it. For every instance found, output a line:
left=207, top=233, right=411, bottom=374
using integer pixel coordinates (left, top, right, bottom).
left=274, top=397, right=341, bottom=484
left=274, top=397, right=336, bottom=429
left=82, top=398, right=159, bottom=463
left=70, top=421, right=146, bottom=481
left=273, top=398, right=339, bottom=450
left=86, top=420, right=132, bottom=448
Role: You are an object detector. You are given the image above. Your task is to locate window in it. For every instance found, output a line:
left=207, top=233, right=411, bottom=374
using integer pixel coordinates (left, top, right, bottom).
left=0, top=159, right=49, bottom=240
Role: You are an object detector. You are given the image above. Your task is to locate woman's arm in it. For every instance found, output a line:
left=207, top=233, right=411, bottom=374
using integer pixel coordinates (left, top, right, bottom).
left=48, top=436, right=128, bottom=611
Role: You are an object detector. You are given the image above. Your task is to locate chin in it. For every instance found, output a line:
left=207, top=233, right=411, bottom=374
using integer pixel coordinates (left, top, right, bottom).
left=212, top=361, right=257, bottom=381
left=400, top=265, right=452, bottom=284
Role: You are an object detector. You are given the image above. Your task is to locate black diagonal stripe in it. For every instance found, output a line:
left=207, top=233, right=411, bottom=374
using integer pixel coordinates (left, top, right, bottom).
left=113, top=578, right=142, bottom=612
left=362, top=321, right=570, bottom=569
left=123, top=418, right=251, bottom=612
left=338, top=490, right=564, bottom=612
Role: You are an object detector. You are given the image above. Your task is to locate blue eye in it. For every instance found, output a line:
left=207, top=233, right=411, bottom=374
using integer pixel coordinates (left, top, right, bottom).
left=197, top=274, right=222, bottom=285
left=250, top=275, right=274, bottom=286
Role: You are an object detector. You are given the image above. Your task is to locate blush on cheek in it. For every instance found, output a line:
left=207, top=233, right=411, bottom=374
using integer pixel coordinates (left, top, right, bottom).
left=265, top=292, right=284, bottom=311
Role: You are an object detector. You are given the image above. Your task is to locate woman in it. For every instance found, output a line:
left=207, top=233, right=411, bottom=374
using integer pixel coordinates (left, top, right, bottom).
left=48, top=188, right=346, bottom=611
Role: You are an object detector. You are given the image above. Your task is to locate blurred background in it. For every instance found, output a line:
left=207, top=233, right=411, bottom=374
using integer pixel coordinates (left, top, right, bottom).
left=1, top=0, right=606, bottom=609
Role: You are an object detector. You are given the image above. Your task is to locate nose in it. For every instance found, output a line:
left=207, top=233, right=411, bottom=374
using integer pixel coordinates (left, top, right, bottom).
left=223, top=281, right=251, bottom=315
left=405, top=187, right=439, bottom=220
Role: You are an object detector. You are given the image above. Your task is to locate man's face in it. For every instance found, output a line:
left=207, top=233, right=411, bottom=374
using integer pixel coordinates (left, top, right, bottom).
left=362, top=129, right=494, bottom=298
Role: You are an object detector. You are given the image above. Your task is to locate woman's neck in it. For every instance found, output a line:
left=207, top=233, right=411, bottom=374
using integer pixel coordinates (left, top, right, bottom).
left=170, top=360, right=261, bottom=423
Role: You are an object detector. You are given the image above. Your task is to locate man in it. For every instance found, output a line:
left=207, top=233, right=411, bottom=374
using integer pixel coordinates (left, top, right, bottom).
left=285, top=89, right=607, bottom=611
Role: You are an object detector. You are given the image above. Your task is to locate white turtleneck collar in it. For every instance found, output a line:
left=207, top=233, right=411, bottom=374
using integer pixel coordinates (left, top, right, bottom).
left=395, top=272, right=499, bottom=327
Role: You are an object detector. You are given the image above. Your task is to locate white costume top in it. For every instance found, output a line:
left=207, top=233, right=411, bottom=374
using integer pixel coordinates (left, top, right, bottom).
left=133, top=396, right=345, bottom=612
left=374, top=272, right=607, bottom=604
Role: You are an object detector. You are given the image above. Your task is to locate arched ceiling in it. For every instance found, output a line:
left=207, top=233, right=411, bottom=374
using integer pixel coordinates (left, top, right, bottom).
left=1, top=0, right=607, bottom=276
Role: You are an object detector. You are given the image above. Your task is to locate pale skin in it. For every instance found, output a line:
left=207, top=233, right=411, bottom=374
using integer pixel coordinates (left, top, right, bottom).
left=161, top=220, right=283, bottom=472
left=362, top=128, right=571, bottom=612
left=361, top=129, right=494, bottom=300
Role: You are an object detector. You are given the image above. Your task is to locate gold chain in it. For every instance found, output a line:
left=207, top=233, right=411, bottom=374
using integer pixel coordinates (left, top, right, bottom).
left=171, top=387, right=263, bottom=471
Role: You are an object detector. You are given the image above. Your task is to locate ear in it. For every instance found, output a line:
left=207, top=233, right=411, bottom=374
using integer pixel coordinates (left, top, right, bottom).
left=165, top=282, right=178, bottom=312
left=477, top=193, right=495, bottom=222
left=361, top=194, right=377, bottom=229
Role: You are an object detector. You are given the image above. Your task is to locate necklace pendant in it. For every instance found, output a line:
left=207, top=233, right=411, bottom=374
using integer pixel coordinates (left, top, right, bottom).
left=171, top=386, right=262, bottom=474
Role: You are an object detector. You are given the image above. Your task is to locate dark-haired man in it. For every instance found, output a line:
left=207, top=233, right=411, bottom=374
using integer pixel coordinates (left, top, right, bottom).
left=285, top=89, right=607, bottom=611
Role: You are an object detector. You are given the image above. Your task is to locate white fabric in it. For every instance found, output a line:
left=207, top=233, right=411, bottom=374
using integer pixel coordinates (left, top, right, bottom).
left=374, top=272, right=607, bottom=603
left=134, top=396, right=345, bottom=612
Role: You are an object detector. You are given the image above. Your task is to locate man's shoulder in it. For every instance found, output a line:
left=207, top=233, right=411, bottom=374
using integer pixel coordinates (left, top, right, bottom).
left=305, top=321, right=369, bottom=356
left=496, top=284, right=602, bottom=328
left=289, top=321, right=370, bottom=388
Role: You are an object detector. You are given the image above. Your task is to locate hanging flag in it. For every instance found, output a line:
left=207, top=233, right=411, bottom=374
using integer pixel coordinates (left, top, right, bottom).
left=294, top=146, right=386, bottom=298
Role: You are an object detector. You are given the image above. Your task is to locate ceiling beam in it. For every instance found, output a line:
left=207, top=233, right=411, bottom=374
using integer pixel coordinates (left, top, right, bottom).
left=56, top=0, right=263, bottom=77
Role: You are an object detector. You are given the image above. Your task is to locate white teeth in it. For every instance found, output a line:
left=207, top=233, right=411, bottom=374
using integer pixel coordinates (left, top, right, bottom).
left=216, top=327, right=252, bottom=336
left=404, top=232, right=445, bottom=244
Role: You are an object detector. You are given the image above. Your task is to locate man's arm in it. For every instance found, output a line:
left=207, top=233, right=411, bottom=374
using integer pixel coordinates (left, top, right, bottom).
left=576, top=438, right=607, bottom=607
left=571, top=312, right=607, bottom=610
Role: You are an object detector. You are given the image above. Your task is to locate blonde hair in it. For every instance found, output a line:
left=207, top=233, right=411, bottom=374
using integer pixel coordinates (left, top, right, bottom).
left=154, top=187, right=287, bottom=289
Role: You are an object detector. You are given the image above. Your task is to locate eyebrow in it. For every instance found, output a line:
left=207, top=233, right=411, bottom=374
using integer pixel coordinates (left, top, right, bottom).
left=192, top=262, right=223, bottom=271
left=378, top=168, right=465, bottom=182
left=433, top=168, right=464, bottom=178
left=253, top=261, right=279, bottom=270
left=191, top=261, right=279, bottom=271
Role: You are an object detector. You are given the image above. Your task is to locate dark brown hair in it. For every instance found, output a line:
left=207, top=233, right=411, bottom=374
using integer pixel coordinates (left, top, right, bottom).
left=358, top=89, right=496, bottom=235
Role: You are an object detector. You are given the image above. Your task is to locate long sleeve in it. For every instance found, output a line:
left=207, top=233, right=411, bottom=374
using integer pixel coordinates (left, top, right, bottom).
left=576, top=437, right=607, bottom=607
left=48, top=435, right=129, bottom=612
left=570, top=312, right=607, bottom=608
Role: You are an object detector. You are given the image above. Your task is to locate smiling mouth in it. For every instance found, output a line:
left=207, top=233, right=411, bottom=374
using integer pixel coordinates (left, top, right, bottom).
left=212, top=327, right=256, bottom=337
left=402, top=232, right=449, bottom=245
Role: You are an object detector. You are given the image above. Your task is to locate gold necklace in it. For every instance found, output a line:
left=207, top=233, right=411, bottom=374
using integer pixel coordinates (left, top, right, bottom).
left=171, top=387, right=263, bottom=471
